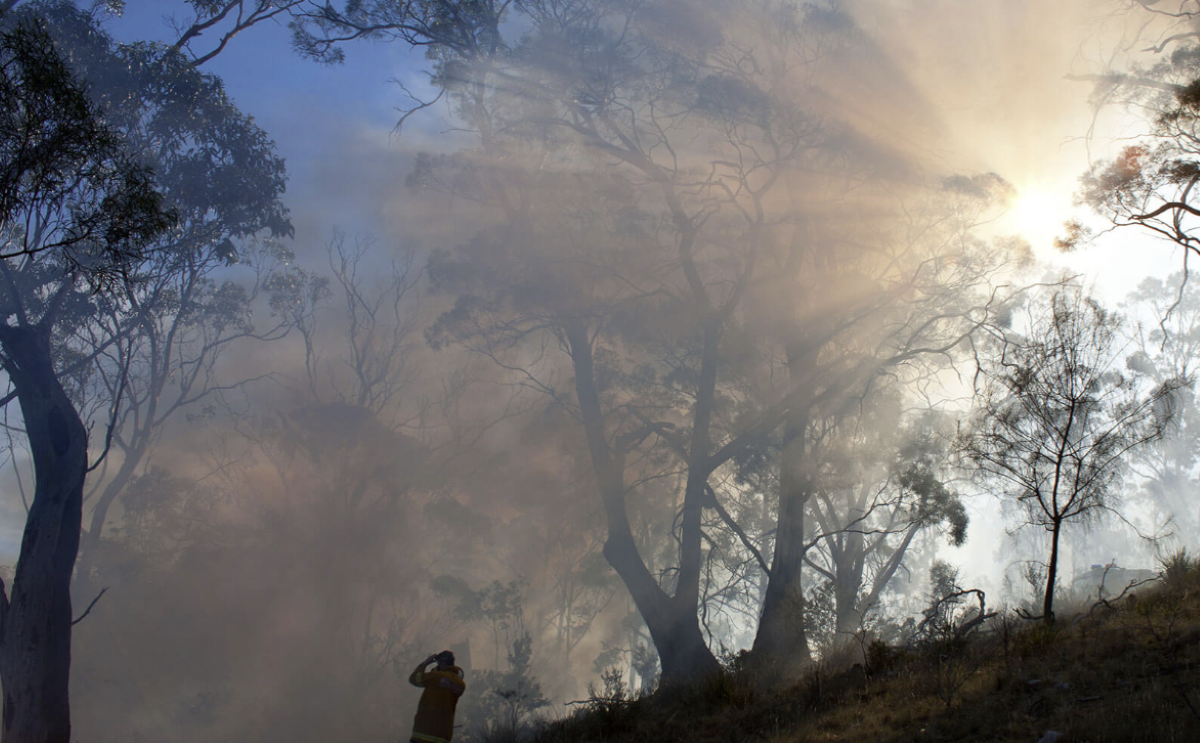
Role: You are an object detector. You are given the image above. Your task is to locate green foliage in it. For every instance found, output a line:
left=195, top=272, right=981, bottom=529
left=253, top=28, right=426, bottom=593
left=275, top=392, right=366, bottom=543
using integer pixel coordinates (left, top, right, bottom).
left=1161, top=548, right=1200, bottom=590
left=802, top=402, right=968, bottom=658
left=28, top=0, right=291, bottom=245
left=556, top=666, right=638, bottom=741
left=1, top=0, right=305, bottom=397
left=590, top=666, right=628, bottom=708
left=804, top=579, right=838, bottom=651
left=460, top=631, right=551, bottom=743
left=963, top=287, right=1179, bottom=619
left=1078, top=10, right=1200, bottom=266
left=920, top=561, right=966, bottom=641
left=0, top=12, right=174, bottom=290
left=864, top=637, right=904, bottom=677
left=895, top=429, right=969, bottom=546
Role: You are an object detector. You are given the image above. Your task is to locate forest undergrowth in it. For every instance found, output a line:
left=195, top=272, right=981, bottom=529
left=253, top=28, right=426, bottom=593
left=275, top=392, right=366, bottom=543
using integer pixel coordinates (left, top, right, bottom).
left=517, top=554, right=1200, bottom=743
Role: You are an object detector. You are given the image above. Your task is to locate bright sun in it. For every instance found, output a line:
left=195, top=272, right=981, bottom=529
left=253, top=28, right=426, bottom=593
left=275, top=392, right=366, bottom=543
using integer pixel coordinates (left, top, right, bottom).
left=1010, top=184, right=1073, bottom=252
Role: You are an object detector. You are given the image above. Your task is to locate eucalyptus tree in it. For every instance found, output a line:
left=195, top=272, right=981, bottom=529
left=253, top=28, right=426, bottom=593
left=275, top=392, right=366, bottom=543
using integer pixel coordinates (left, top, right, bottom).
left=0, top=11, right=173, bottom=742
left=165, top=0, right=310, bottom=67
left=2, top=0, right=309, bottom=66
left=1073, top=2, right=1200, bottom=261
left=743, top=168, right=1020, bottom=666
left=296, top=0, right=835, bottom=680
left=962, top=288, right=1179, bottom=624
left=799, top=395, right=966, bottom=652
left=1123, top=274, right=1200, bottom=537
left=1066, top=8, right=1200, bottom=542
left=0, top=1, right=315, bottom=736
left=294, top=0, right=1020, bottom=677
left=14, top=0, right=312, bottom=593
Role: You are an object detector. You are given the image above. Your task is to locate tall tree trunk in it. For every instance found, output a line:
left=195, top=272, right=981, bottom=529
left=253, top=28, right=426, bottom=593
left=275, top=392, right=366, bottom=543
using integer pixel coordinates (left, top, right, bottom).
left=566, top=325, right=718, bottom=682
left=671, top=322, right=719, bottom=666
left=754, top=224, right=822, bottom=669
left=833, top=506, right=865, bottom=639
left=752, top=406, right=812, bottom=667
left=833, top=575, right=861, bottom=639
left=0, top=324, right=87, bottom=743
left=1043, top=519, right=1063, bottom=624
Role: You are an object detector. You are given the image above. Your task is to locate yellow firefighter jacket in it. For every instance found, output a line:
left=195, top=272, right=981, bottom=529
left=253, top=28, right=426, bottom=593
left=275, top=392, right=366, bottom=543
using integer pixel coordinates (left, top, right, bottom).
left=409, top=665, right=466, bottom=743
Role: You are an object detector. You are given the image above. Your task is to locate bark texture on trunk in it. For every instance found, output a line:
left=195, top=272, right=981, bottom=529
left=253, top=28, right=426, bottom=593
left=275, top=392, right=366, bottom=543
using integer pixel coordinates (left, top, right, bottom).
left=0, top=324, right=87, bottom=743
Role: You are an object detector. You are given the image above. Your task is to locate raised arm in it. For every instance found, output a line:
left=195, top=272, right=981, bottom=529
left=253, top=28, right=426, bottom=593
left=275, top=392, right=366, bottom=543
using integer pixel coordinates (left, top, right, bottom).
left=408, top=654, right=437, bottom=687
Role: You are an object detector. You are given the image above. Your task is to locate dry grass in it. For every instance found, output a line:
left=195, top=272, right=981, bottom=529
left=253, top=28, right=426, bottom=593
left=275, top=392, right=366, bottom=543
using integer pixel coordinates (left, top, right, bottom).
left=532, top=561, right=1200, bottom=743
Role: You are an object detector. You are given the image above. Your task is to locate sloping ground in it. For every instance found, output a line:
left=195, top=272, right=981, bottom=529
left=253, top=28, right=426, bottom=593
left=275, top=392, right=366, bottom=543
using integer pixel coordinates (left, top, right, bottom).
left=536, top=569, right=1200, bottom=743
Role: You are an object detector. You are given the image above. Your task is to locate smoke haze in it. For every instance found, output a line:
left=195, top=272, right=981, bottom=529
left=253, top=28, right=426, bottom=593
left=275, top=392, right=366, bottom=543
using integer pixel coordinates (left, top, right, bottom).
left=1, top=0, right=1196, bottom=741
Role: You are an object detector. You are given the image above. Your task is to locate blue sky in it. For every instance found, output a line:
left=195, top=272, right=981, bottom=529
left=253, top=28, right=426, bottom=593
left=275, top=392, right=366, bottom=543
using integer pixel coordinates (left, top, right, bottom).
left=108, top=2, right=438, bottom=253
left=0, top=0, right=1184, bottom=591
left=0, top=2, right=441, bottom=562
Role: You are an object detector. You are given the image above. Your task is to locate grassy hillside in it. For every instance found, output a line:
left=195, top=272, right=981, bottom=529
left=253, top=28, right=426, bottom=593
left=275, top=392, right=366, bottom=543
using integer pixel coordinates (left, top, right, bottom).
left=531, top=559, right=1200, bottom=743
